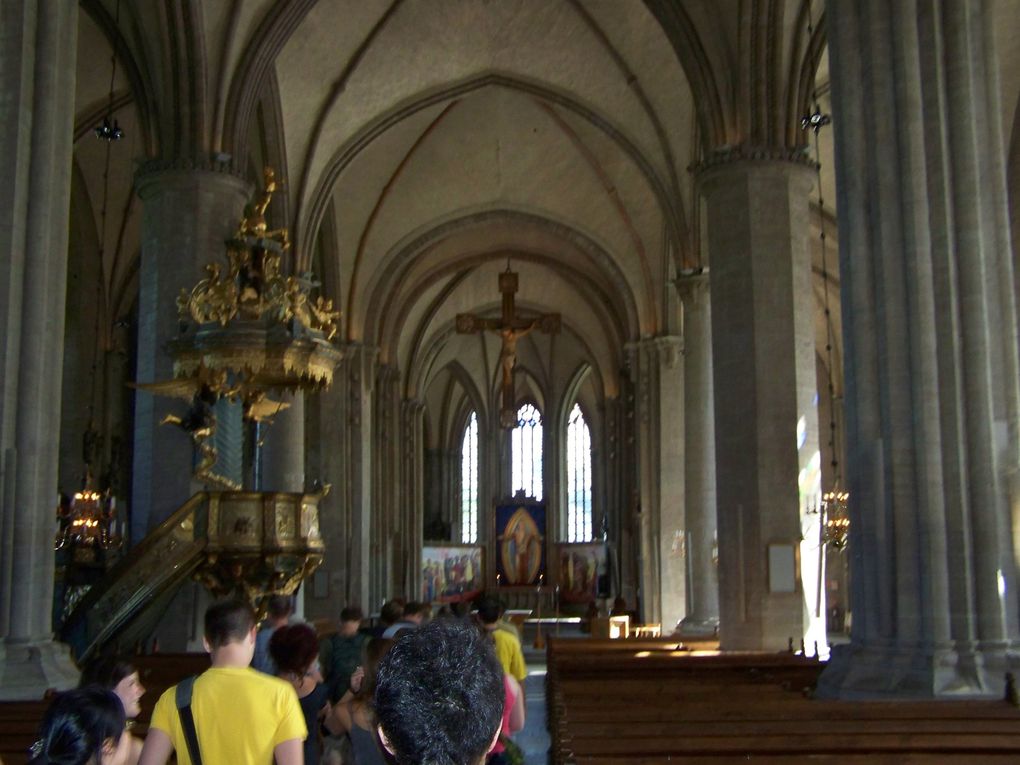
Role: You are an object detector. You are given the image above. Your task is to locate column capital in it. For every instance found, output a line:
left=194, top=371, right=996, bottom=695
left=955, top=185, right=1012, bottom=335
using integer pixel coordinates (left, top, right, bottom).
left=626, top=335, right=684, bottom=370
left=402, top=397, right=426, bottom=416
left=343, top=343, right=380, bottom=381
left=675, top=269, right=711, bottom=309
left=691, top=145, right=816, bottom=193
left=135, top=162, right=251, bottom=201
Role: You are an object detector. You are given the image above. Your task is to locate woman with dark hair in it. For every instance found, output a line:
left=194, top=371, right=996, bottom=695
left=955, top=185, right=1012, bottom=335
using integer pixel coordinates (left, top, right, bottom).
left=79, top=655, right=145, bottom=764
left=324, top=637, right=393, bottom=765
left=28, top=686, right=131, bottom=765
left=269, top=622, right=331, bottom=765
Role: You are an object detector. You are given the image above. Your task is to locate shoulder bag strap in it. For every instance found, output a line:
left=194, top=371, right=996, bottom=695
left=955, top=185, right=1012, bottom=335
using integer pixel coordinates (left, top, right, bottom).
left=175, top=675, right=203, bottom=765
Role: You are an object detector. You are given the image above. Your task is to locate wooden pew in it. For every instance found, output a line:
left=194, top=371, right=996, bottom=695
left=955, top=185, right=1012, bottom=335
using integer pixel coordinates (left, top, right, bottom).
left=0, top=652, right=210, bottom=765
left=545, top=638, right=1020, bottom=764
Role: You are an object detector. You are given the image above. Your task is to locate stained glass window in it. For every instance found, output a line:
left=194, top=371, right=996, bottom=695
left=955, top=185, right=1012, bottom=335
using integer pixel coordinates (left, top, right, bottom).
left=511, top=403, right=543, bottom=500
left=460, top=411, right=478, bottom=543
left=566, top=403, right=593, bottom=541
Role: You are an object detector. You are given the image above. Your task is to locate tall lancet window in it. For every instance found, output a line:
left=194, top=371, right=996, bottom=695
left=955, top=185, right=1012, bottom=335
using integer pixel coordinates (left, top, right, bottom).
left=511, top=403, right=543, bottom=500
left=566, top=403, right=593, bottom=542
left=460, top=411, right=479, bottom=543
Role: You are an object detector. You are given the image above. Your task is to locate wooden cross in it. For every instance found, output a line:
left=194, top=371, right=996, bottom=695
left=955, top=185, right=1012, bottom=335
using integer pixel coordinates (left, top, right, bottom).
left=456, top=268, right=560, bottom=428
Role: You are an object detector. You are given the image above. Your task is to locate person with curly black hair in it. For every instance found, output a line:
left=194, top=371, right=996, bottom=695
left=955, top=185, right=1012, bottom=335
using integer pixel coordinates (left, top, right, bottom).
left=28, top=686, right=131, bottom=765
left=373, top=619, right=504, bottom=765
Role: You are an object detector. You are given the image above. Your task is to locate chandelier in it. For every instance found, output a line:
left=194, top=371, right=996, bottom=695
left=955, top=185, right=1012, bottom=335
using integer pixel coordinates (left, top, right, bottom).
left=55, top=489, right=122, bottom=553
left=803, top=0, right=849, bottom=552
left=821, top=490, right=849, bottom=549
left=55, top=3, right=126, bottom=557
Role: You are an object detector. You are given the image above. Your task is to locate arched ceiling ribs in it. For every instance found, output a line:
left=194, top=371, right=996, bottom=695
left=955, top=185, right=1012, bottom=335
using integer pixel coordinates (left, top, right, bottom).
left=510, top=367, right=546, bottom=416
left=565, top=0, right=686, bottom=234
left=640, top=0, right=731, bottom=149
left=786, top=2, right=827, bottom=148
left=221, top=0, right=317, bottom=168
left=400, top=267, right=475, bottom=396
left=296, top=74, right=686, bottom=272
left=410, top=322, right=460, bottom=401
left=408, top=308, right=607, bottom=415
left=739, top=0, right=786, bottom=147
left=383, top=258, right=620, bottom=389
left=374, top=243, right=633, bottom=360
left=561, top=361, right=597, bottom=425
left=315, top=197, right=342, bottom=307
left=161, top=0, right=208, bottom=158
left=344, top=101, right=460, bottom=341
left=79, top=0, right=158, bottom=156
left=534, top=100, right=656, bottom=321
left=257, top=68, right=292, bottom=243
left=438, top=360, right=486, bottom=449
left=292, top=0, right=405, bottom=259
left=361, top=210, right=639, bottom=348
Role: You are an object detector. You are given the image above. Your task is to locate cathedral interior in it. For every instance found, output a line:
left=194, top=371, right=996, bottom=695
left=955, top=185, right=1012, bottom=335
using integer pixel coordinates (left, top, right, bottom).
left=3, top=0, right=1020, bottom=711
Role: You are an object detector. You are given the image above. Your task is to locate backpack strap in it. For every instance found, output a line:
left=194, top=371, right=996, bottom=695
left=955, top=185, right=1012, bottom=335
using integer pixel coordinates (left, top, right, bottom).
left=175, top=675, right=203, bottom=765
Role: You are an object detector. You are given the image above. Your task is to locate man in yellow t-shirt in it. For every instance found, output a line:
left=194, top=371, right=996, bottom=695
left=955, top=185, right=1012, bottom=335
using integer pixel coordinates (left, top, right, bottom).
left=138, top=599, right=306, bottom=765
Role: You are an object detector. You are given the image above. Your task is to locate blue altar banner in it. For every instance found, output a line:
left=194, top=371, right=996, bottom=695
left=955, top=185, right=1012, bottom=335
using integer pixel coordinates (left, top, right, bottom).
left=495, top=500, right=546, bottom=586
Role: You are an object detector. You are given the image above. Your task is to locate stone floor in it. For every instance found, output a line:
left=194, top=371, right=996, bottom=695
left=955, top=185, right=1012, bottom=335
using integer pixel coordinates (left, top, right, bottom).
left=516, top=663, right=550, bottom=764
left=510, top=626, right=578, bottom=765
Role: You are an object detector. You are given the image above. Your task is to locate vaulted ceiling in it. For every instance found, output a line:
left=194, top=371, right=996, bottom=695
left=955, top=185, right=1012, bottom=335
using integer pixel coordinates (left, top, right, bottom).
left=72, top=0, right=1020, bottom=443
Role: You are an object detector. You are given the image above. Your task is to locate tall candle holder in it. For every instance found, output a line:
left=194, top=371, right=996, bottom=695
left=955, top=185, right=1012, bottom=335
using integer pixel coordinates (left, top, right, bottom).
left=533, top=574, right=545, bottom=650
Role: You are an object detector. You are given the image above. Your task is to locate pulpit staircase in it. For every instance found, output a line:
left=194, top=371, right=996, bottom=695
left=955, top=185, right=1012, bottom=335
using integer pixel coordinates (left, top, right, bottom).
left=59, top=490, right=324, bottom=664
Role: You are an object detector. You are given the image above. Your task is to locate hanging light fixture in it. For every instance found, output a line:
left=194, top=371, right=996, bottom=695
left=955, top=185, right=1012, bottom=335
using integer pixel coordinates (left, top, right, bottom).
left=94, top=0, right=124, bottom=143
left=55, top=0, right=126, bottom=555
left=55, top=490, right=121, bottom=552
left=802, top=3, right=849, bottom=552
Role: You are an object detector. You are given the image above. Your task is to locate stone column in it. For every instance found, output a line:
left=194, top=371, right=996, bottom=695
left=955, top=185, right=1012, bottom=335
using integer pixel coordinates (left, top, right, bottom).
left=697, top=152, right=822, bottom=652
left=303, top=380, right=348, bottom=622
left=132, top=165, right=250, bottom=541
left=402, top=399, right=425, bottom=597
left=627, top=336, right=685, bottom=627
left=374, top=365, right=398, bottom=599
left=260, top=392, right=305, bottom=492
left=0, top=0, right=80, bottom=696
left=345, top=344, right=378, bottom=610
left=819, top=0, right=1020, bottom=698
left=600, top=396, right=626, bottom=602
left=676, top=273, right=720, bottom=637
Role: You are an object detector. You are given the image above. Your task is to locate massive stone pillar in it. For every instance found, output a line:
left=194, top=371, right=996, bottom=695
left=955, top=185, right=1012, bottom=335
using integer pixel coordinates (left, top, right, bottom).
left=600, top=396, right=628, bottom=603
left=132, top=166, right=249, bottom=541
left=260, top=392, right=305, bottom=493
left=0, top=0, right=80, bottom=696
left=627, top=336, right=685, bottom=627
left=819, top=0, right=1020, bottom=697
left=401, top=399, right=425, bottom=597
left=676, top=273, right=720, bottom=637
left=697, top=153, right=823, bottom=652
left=303, top=381, right=349, bottom=622
left=374, top=365, right=399, bottom=600
left=344, top=344, right=378, bottom=611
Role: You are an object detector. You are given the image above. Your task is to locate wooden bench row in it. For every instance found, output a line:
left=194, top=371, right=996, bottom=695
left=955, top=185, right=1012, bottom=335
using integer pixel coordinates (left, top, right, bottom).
left=0, top=653, right=209, bottom=765
left=545, top=638, right=1020, bottom=764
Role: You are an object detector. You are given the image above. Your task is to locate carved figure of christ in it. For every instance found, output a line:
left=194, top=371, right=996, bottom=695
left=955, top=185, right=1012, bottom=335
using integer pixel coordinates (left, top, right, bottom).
left=456, top=269, right=560, bottom=428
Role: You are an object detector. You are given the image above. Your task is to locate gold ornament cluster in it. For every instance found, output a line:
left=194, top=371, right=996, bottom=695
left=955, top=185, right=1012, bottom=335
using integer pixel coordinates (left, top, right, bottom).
left=176, top=168, right=339, bottom=341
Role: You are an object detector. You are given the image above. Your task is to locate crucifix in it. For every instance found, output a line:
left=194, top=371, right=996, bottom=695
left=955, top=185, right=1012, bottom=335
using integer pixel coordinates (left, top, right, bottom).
left=457, top=266, right=560, bottom=428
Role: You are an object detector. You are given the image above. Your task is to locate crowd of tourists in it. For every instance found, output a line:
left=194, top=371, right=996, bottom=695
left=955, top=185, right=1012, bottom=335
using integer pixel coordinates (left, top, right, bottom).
left=27, top=593, right=528, bottom=765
